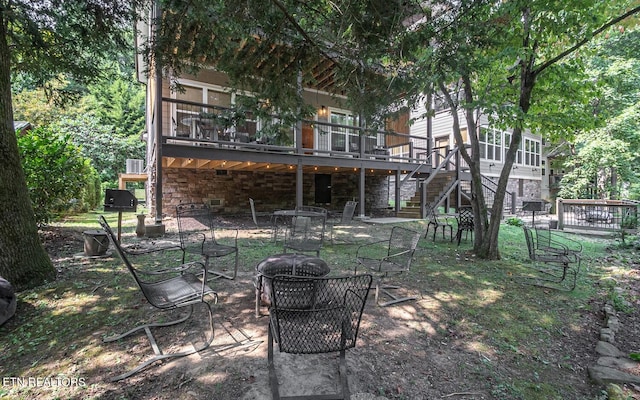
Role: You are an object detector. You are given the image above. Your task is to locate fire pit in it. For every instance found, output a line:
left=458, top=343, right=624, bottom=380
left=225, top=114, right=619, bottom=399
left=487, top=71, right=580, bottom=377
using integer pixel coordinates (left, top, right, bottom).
left=254, top=253, right=330, bottom=317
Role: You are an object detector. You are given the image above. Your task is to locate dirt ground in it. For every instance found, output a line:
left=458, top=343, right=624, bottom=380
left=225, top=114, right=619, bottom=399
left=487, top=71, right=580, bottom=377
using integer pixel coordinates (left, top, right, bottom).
left=17, top=221, right=640, bottom=399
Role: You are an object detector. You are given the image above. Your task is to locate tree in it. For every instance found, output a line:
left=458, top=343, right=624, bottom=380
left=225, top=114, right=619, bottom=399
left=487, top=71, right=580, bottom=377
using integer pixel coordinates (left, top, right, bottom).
left=18, top=126, right=100, bottom=225
left=0, top=0, right=144, bottom=289
left=559, top=28, right=640, bottom=199
left=81, top=64, right=146, bottom=138
left=399, top=1, right=640, bottom=259
left=53, top=115, right=145, bottom=185
left=149, top=0, right=640, bottom=259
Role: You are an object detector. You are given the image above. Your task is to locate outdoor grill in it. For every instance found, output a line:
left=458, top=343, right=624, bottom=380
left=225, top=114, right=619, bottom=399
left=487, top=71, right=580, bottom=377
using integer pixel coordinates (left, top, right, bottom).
left=104, top=189, right=138, bottom=213
left=522, top=199, right=548, bottom=212
left=522, top=199, right=549, bottom=226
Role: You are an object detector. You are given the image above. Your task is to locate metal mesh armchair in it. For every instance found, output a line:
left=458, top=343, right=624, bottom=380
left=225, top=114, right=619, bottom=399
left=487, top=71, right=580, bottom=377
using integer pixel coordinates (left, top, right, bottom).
left=520, top=226, right=580, bottom=291
left=176, top=203, right=239, bottom=280
left=534, top=226, right=582, bottom=267
left=355, top=226, right=421, bottom=306
left=295, top=205, right=328, bottom=218
left=99, top=216, right=217, bottom=381
left=283, top=212, right=327, bottom=257
left=268, top=274, right=372, bottom=400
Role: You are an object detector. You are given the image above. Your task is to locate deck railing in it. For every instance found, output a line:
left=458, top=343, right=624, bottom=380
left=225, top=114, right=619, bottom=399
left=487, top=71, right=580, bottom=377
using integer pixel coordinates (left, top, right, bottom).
left=161, top=97, right=429, bottom=163
left=557, top=199, right=639, bottom=232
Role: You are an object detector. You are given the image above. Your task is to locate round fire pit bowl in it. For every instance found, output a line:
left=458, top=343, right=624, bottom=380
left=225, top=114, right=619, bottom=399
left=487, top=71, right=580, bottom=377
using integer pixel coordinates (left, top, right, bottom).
left=254, top=253, right=330, bottom=317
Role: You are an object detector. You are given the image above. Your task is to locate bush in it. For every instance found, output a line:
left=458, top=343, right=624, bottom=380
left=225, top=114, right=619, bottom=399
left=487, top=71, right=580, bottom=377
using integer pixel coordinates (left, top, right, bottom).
left=17, top=126, right=100, bottom=225
left=505, top=217, right=524, bottom=227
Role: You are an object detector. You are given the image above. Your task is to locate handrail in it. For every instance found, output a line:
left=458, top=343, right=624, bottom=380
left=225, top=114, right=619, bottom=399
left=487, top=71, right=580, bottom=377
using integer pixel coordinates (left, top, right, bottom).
left=161, top=97, right=431, bottom=164
left=479, top=175, right=515, bottom=214
left=419, top=146, right=460, bottom=188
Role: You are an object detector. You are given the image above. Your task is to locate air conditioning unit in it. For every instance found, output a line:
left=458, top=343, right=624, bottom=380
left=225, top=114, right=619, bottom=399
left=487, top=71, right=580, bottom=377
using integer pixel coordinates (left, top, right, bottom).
left=126, top=159, right=144, bottom=174
left=208, top=198, right=224, bottom=208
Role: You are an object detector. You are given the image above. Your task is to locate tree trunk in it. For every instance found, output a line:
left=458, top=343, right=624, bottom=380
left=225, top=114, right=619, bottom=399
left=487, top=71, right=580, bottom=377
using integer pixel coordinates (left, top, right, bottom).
left=476, top=48, right=537, bottom=259
left=0, top=12, right=55, bottom=290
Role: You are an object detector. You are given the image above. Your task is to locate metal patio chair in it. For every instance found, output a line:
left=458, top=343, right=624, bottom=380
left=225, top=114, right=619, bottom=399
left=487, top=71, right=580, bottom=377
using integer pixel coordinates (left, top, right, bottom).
left=176, top=203, right=239, bottom=280
left=249, top=198, right=275, bottom=240
left=99, top=216, right=217, bottom=381
left=283, top=212, right=327, bottom=257
left=534, top=226, right=582, bottom=268
left=424, top=206, right=454, bottom=241
left=453, top=206, right=474, bottom=245
left=328, top=201, right=358, bottom=244
left=519, top=226, right=580, bottom=291
left=295, top=205, right=329, bottom=218
left=267, top=274, right=372, bottom=400
left=355, top=226, right=421, bottom=306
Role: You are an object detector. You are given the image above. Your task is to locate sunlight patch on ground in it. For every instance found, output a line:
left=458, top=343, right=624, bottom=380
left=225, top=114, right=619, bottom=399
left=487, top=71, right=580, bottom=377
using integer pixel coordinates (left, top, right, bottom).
left=430, top=291, right=464, bottom=304
left=463, top=341, right=495, bottom=357
left=470, top=288, right=504, bottom=307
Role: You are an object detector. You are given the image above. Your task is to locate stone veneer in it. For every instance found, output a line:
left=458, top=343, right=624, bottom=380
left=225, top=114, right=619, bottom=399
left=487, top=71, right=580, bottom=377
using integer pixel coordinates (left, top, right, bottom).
left=506, top=177, right=543, bottom=207
left=156, top=168, right=389, bottom=217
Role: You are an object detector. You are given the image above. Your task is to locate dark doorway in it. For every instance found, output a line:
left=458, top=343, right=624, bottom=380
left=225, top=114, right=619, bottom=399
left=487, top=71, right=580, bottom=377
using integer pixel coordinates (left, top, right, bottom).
left=315, top=174, right=331, bottom=204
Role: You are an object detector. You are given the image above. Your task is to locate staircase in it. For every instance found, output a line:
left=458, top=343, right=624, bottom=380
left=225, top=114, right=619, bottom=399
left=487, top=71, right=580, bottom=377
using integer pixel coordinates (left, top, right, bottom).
left=397, top=171, right=514, bottom=219
left=398, top=171, right=460, bottom=218
left=395, top=146, right=515, bottom=219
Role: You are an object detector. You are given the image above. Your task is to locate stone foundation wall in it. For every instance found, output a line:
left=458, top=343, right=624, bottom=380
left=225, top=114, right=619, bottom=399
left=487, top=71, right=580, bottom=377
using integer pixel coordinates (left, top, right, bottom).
left=506, top=178, right=542, bottom=208
left=158, top=168, right=388, bottom=216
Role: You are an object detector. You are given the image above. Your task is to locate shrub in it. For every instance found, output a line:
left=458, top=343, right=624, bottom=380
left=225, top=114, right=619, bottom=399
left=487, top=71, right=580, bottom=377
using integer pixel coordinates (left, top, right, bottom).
left=17, top=126, right=100, bottom=225
left=505, top=217, right=524, bottom=227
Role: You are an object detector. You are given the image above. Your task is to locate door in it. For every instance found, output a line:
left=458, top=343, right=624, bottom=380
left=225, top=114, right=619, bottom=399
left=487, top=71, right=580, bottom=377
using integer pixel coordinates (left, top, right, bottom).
left=434, top=136, right=450, bottom=168
left=315, top=174, right=331, bottom=204
left=302, top=123, right=314, bottom=154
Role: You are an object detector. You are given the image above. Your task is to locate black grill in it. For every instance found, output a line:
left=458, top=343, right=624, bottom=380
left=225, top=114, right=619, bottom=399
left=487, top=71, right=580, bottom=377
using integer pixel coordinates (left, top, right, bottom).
left=104, top=189, right=138, bottom=212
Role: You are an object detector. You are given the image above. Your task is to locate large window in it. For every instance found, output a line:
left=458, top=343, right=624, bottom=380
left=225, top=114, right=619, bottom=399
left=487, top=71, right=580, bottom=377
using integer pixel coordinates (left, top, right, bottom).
left=504, top=133, right=523, bottom=164
left=172, top=83, right=263, bottom=142
left=329, top=111, right=359, bottom=152
left=524, top=138, right=541, bottom=167
left=479, top=127, right=502, bottom=161
left=503, top=133, right=540, bottom=167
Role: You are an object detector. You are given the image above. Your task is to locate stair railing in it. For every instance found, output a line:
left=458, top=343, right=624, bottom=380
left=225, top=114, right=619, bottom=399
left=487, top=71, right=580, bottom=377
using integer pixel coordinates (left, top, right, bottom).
left=479, top=175, right=516, bottom=214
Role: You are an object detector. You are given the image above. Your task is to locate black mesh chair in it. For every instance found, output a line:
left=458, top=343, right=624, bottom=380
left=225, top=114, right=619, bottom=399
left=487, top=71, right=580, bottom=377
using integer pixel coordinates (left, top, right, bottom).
left=267, top=274, right=372, bottom=400
left=453, top=206, right=474, bottom=245
left=176, top=203, right=239, bottom=280
left=283, top=212, right=327, bottom=257
left=424, top=206, right=454, bottom=241
left=355, top=226, right=421, bottom=306
left=519, top=226, right=580, bottom=291
left=99, top=216, right=217, bottom=381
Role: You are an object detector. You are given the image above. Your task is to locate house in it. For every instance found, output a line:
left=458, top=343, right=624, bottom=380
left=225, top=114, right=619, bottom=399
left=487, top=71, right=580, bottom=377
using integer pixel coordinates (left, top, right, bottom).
left=134, top=6, right=543, bottom=224
left=406, top=97, right=547, bottom=215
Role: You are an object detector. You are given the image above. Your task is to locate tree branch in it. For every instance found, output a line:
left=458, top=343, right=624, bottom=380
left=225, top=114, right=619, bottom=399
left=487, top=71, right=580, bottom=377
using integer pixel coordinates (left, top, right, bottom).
left=269, top=0, right=340, bottom=66
left=533, top=5, right=640, bottom=77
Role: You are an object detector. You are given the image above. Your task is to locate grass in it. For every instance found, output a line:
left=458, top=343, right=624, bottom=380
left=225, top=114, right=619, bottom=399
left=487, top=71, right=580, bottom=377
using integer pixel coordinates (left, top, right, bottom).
left=0, top=210, right=630, bottom=399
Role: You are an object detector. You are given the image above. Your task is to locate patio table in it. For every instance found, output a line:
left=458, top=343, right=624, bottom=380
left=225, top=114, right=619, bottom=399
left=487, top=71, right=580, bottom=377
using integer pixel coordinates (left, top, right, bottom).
left=271, top=209, right=326, bottom=241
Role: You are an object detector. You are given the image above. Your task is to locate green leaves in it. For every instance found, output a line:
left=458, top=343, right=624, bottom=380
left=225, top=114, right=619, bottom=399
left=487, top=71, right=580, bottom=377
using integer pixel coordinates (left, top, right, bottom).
left=16, top=126, right=99, bottom=226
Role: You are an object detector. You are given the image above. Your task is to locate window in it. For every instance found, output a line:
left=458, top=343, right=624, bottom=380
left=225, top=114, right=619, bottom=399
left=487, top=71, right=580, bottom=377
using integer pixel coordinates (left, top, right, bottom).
left=524, top=138, right=541, bottom=167
left=327, top=111, right=360, bottom=152
left=479, top=127, right=502, bottom=162
left=504, top=133, right=523, bottom=164
left=172, top=83, right=264, bottom=141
